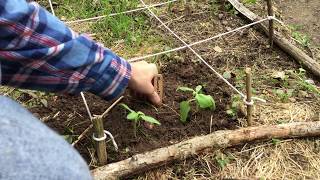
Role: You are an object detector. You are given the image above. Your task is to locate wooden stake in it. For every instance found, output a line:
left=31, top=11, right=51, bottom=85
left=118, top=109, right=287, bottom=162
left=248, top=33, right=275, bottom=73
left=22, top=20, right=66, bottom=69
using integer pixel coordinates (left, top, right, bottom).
left=92, top=116, right=107, bottom=165
left=266, top=0, right=274, bottom=47
left=152, top=74, right=164, bottom=102
left=245, top=68, right=253, bottom=126
left=91, top=121, right=320, bottom=179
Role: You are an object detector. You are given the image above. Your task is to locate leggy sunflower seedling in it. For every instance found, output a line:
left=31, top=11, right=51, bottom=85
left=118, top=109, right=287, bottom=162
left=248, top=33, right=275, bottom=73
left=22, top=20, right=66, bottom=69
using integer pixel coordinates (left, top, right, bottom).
left=120, top=103, right=161, bottom=137
left=177, top=85, right=216, bottom=123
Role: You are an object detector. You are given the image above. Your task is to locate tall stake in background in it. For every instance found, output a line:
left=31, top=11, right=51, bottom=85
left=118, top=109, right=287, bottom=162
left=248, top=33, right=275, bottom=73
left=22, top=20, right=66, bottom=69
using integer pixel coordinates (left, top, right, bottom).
left=266, top=0, right=274, bottom=47
left=245, top=68, right=253, bottom=126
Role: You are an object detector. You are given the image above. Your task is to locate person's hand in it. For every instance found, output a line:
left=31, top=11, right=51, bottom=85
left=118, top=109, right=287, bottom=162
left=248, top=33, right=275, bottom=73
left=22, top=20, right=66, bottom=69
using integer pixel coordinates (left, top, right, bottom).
left=128, top=61, right=162, bottom=106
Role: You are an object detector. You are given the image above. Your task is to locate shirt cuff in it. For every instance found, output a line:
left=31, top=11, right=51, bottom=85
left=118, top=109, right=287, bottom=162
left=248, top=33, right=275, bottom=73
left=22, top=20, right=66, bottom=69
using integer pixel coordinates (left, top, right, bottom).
left=89, top=57, right=131, bottom=101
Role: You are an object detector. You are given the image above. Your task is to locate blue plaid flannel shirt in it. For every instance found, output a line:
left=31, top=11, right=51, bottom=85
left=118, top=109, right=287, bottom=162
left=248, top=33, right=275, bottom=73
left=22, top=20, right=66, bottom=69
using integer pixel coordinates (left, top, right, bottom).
left=0, top=0, right=131, bottom=100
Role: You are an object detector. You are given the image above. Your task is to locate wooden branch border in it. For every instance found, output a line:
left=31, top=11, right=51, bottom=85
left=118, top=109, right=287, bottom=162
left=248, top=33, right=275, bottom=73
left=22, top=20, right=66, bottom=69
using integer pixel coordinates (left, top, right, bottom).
left=91, top=121, right=320, bottom=179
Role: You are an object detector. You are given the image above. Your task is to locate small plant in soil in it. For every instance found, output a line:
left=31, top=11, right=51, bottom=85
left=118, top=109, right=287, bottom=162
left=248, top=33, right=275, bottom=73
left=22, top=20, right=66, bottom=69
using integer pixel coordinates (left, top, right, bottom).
left=120, top=103, right=160, bottom=137
left=226, top=95, right=241, bottom=118
left=177, top=85, right=216, bottom=123
left=215, top=153, right=234, bottom=169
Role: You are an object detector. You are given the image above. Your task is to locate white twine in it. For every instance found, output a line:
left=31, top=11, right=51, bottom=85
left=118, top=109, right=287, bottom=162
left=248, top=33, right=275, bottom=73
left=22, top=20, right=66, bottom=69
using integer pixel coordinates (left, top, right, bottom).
left=80, top=92, right=93, bottom=121
left=243, top=98, right=254, bottom=106
left=65, top=0, right=179, bottom=24
left=139, top=0, right=267, bottom=103
left=92, top=130, right=119, bottom=151
left=128, top=16, right=278, bottom=62
left=48, top=0, right=55, bottom=16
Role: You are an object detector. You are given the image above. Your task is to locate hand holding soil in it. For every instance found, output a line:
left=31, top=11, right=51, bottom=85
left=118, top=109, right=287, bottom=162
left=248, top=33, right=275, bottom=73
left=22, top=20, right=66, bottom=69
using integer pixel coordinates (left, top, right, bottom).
left=128, top=61, right=162, bottom=106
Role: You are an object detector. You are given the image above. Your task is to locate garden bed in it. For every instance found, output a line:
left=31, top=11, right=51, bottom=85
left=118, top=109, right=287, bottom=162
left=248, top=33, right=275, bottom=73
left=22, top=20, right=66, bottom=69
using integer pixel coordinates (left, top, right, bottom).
left=26, top=0, right=320, bottom=176
left=31, top=8, right=296, bottom=165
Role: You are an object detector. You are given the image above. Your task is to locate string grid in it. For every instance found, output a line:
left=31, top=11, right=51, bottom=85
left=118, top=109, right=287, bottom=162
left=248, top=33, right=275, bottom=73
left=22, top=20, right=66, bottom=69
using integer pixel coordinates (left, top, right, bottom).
left=47, top=0, right=285, bottom=138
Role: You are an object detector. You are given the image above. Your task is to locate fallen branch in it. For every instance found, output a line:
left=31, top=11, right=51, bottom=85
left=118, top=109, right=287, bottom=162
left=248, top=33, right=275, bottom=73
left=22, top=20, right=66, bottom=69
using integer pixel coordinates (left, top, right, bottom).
left=227, top=0, right=320, bottom=78
left=91, top=121, right=320, bottom=179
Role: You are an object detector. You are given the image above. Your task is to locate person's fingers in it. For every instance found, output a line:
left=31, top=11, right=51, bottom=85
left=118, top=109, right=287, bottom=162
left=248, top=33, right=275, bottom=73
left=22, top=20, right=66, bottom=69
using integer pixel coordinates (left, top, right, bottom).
left=135, top=61, right=148, bottom=65
left=148, top=63, right=158, bottom=75
left=148, top=91, right=162, bottom=106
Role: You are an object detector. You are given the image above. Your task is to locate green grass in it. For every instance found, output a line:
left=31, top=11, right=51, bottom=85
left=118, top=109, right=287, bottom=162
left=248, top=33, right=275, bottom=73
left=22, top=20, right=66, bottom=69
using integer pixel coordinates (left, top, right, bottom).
left=42, top=0, right=174, bottom=61
left=52, top=0, right=140, bottom=19
left=0, top=87, right=52, bottom=108
left=91, top=13, right=149, bottom=47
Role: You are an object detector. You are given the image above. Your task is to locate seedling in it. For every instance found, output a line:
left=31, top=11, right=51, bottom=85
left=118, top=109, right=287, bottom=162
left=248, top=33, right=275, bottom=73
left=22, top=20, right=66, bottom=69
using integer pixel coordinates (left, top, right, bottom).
left=120, top=103, right=160, bottom=137
left=226, top=95, right=241, bottom=118
left=177, top=85, right=216, bottom=123
left=273, top=88, right=294, bottom=102
left=215, top=153, right=234, bottom=169
left=271, top=138, right=281, bottom=145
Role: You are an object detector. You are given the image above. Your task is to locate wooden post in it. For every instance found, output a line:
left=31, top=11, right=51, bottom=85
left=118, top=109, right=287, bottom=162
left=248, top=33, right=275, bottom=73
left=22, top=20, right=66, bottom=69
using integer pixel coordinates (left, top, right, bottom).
left=266, top=0, right=274, bottom=47
left=92, top=116, right=107, bottom=165
left=152, top=74, right=164, bottom=102
left=245, top=68, right=253, bottom=126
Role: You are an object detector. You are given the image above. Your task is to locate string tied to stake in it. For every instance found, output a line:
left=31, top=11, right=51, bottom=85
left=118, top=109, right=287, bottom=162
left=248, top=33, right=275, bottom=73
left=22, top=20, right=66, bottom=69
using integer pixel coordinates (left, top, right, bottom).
left=93, top=130, right=119, bottom=151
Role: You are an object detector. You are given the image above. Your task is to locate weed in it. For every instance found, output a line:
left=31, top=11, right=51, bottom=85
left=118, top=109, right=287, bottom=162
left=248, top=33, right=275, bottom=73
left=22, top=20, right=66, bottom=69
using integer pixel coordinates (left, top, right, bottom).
left=224, top=3, right=238, bottom=15
left=244, top=0, right=257, bottom=4
left=62, top=126, right=76, bottom=144
left=289, top=25, right=311, bottom=47
left=226, top=95, right=241, bottom=118
left=209, top=0, right=220, bottom=15
left=271, top=138, right=281, bottom=145
left=295, top=68, right=320, bottom=95
left=289, top=68, right=320, bottom=96
left=120, top=103, right=160, bottom=137
left=273, top=88, right=294, bottom=102
left=177, top=85, right=216, bottom=123
left=215, top=153, right=234, bottom=169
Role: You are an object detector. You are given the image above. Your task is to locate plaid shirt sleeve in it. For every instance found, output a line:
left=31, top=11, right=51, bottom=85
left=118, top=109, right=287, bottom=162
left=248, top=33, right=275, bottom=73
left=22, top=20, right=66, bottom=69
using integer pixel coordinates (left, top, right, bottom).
left=0, top=0, right=131, bottom=100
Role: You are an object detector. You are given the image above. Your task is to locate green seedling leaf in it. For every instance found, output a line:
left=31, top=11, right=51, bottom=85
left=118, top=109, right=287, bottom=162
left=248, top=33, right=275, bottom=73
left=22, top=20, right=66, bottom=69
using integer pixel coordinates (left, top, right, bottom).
left=215, top=156, right=230, bottom=169
left=223, top=71, right=232, bottom=79
left=120, top=103, right=134, bottom=113
left=177, top=87, right=195, bottom=93
left=141, top=115, right=161, bottom=125
left=137, top=111, right=145, bottom=116
left=179, top=101, right=190, bottom=123
left=226, top=109, right=236, bottom=117
left=62, top=135, right=73, bottom=144
left=244, top=0, right=257, bottom=4
left=195, top=94, right=215, bottom=110
left=195, top=85, right=203, bottom=94
left=272, top=138, right=281, bottom=145
left=127, top=112, right=139, bottom=121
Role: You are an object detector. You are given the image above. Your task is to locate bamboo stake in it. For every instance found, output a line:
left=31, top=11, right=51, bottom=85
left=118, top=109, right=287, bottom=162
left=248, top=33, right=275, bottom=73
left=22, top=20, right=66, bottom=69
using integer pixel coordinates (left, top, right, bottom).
left=266, top=0, right=274, bottom=47
left=245, top=68, right=253, bottom=126
left=92, top=116, right=107, bottom=165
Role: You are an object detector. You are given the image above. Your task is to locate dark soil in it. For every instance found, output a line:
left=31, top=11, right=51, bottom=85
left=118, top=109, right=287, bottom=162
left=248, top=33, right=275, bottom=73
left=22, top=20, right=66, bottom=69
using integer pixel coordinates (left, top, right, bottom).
left=31, top=52, right=238, bottom=165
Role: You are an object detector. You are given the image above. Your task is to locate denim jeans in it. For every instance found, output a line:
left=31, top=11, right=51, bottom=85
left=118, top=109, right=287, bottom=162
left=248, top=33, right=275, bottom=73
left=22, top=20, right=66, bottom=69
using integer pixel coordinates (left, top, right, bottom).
left=0, top=96, right=92, bottom=180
